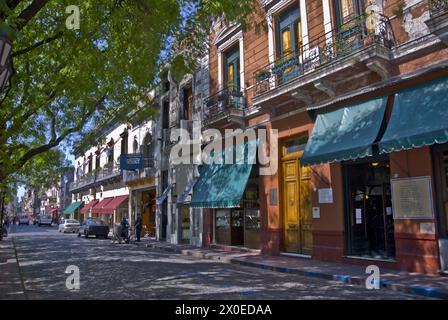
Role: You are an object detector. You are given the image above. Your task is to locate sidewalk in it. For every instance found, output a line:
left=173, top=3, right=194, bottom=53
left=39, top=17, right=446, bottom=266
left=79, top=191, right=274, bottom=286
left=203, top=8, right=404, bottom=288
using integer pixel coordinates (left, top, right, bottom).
left=136, top=238, right=448, bottom=299
left=0, top=237, right=27, bottom=300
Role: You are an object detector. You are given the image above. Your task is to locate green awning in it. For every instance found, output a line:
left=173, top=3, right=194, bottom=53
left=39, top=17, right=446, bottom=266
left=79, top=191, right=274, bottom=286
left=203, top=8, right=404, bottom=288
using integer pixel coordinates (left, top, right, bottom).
left=380, top=76, right=448, bottom=154
left=301, top=96, right=388, bottom=166
left=190, top=139, right=257, bottom=208
left=62, top=201, right=84, bottom=215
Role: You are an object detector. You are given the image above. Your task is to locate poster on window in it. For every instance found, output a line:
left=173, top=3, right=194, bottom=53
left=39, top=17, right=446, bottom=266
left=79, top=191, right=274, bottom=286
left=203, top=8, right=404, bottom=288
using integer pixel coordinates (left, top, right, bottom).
left=391, top=176, right=434, bottom=219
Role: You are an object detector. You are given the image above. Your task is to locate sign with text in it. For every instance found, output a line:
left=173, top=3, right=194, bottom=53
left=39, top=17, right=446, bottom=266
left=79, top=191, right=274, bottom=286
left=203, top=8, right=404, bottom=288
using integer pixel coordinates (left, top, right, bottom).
left=391, top=176, right=434, bottom=219
left=120, top=154, right=143, bottom=170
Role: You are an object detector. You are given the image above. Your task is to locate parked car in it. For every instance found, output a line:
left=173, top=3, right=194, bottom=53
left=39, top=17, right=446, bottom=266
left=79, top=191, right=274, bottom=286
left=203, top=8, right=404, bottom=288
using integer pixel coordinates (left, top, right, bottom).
left=78, top=219, right=109, bottom=239
left=37, top=214, right=53, bottom=227
left=18, top=215, right=29, bottom=225
left=58, top=219, right=80, bottom=233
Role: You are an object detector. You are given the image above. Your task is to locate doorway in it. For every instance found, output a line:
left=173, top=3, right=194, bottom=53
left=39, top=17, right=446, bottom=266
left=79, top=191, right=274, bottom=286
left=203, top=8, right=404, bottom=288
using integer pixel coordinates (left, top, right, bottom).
left=181, top=204, right=190, bottom=243
left=433, top=145, right=448, bottom=270
left=281, top=136, right=313, bottom=255
left=141, top=190, right=156, bottom=237
left=345, top=160, right=396, bottom=259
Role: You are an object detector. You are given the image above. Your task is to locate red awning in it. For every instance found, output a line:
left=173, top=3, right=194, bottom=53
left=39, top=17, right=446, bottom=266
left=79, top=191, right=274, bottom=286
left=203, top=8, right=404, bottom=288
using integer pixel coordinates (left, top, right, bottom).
left=101, top=195, right=129, bottom=214
left=91, top=198, right=114, bottom=214
left=80, top=199, right=99, bottom=214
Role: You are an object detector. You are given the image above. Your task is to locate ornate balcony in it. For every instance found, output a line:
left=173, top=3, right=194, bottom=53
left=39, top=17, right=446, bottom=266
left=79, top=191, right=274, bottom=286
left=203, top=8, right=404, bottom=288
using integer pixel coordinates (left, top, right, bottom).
left=252, top=14, right=394, bottom=113
left=96, top=162, right=121, bottom=183
left=426, top=0, right=448, bottom=44
left=430, top=0, right=448, bottom=16
left=202, top=88, right=245, bottom=129
left=69, top=172, right=96, bottom=192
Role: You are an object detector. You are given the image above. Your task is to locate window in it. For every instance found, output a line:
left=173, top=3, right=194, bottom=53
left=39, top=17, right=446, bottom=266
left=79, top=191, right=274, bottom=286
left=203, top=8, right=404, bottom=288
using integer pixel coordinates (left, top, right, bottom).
left=162, top=101, right=169, bottom=129
left=224, top=46, right=240, bottom=92
left=133, top=136, right=138, bottom=154
left=143, top=132, right=152, bottom=166
left=107, top=139, right=114, bottom=164
left=334, top=0, right=365, bottom=26
left=120, top=129, right=128, bottom=155
left=183, top=87, right=193, bottom=121
left=88, top=154, right=92, bottom=173
left=277, top=7, right=302, bottom=58
left=95, top=151, right=100, bottom=170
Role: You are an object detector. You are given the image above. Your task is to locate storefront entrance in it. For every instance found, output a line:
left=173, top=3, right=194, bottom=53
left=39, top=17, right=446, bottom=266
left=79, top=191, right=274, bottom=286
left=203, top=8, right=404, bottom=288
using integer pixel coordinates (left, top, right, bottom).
left=281, top=136, right=313, bottom=255
left=434, top=145, right=448, bottom=271
left=141, top=190, right=156, bottom=237
left=181, top=205, right=190, bottom=243
left=344, top=159, right=396, bottom=259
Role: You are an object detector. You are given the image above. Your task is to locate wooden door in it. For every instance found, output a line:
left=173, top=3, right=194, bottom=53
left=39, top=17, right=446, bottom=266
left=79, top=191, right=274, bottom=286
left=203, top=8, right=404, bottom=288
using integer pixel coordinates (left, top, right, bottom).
left=282, top=159, right=300, bottom=252
left=282, top=151, right=313, bottom=254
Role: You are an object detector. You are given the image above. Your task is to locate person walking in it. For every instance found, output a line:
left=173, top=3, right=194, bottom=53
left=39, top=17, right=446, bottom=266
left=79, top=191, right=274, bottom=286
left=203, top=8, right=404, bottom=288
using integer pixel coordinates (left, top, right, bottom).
left=120, top=217, right=129, bottom=241
left=135, top=217, right=142, bottom=242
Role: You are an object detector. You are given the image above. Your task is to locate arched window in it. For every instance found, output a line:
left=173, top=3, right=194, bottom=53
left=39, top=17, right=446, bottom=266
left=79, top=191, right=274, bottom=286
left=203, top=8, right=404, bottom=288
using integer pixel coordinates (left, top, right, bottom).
left=133, top=136, right=139, bottom=154
left=82, top=157, right=87, bottom=176
left=143, top=132, right=152, bottom=160
left=120, top=129, right=129, bottom=155
left=107, top=138, right=114, bottom=164
left=88, top=153, right=93, bottom=173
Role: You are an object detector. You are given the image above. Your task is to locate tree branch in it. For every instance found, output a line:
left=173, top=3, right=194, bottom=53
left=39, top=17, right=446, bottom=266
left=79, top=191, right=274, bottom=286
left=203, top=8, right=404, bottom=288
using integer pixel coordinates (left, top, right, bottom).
left=12, top=95, right=107, bottom=174
left=16, top=0, right=52, bottom=31
left=12, top=31, right=64, bottom=58
left=0, top=0, right=23, bottom=20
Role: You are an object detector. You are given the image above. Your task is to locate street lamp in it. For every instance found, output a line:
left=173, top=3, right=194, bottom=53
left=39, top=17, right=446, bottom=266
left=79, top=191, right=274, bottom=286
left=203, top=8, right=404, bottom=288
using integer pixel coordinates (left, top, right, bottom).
left=0, top=33, right=13, bottom=92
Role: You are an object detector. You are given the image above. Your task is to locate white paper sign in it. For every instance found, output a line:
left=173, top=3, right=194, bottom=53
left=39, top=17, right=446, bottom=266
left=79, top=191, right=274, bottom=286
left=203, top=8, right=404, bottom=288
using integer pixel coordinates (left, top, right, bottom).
left=420, top=222, right=435, bottom=234
left=318, top=188, right=333, bottom=204
left=356, top=208, right=362, bottom=224
left=312, top=207, right=320, bottom=219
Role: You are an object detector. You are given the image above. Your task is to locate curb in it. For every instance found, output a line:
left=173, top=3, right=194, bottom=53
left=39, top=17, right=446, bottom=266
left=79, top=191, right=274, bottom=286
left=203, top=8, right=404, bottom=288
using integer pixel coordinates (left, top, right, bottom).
left=144, top=242, right=448, bottom=300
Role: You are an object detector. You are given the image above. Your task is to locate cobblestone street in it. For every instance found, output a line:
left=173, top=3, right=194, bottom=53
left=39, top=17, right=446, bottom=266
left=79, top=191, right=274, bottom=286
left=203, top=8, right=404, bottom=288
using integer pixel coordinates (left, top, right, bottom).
left=1, top=225, right=431, bottom=300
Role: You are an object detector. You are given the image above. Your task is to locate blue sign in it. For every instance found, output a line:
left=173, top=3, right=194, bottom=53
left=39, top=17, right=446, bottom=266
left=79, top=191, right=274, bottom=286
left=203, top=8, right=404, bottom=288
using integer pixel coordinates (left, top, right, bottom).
left=120, top=154, right=143, bottom=170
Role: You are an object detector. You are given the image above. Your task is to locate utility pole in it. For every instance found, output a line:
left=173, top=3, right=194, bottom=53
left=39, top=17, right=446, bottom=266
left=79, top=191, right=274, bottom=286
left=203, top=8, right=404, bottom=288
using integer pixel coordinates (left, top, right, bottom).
left=0, top=190, right=5, bottom=241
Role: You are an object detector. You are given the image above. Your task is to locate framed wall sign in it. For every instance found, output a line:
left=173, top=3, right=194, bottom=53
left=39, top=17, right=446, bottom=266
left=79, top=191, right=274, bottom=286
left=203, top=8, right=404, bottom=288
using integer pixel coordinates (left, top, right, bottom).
left=391, top=176, right=434, bottom=219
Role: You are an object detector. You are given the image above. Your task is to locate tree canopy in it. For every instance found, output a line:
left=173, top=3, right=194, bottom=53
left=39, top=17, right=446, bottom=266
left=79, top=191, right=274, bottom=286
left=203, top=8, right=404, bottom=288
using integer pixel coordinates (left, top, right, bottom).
left=0, top=0, right=257, bottom=190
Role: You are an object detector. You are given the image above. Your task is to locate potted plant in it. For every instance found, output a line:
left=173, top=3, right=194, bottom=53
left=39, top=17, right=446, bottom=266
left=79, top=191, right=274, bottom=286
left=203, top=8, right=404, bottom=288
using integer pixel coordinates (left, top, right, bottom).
left=256, top=69, right=270, bottom=82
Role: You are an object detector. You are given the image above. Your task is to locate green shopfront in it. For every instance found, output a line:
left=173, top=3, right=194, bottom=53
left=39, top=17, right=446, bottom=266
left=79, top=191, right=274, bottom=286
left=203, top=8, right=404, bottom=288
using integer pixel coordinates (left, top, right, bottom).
left=62, top=201, right=84, bottom=221
left=190, top=139, right=261, bottom=249
left=299, top=74, right=448, bottom=273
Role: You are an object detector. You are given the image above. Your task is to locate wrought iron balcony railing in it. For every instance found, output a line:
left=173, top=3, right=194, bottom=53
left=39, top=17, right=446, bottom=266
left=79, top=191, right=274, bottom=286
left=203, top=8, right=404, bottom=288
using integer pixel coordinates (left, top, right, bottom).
left=429, top=0, right=448, bottom=16
left=202, top=87, right=245, bottom=126
left=96, top=161, right=121, bottom=182
left=69, top=171, right=96, bottom=191
left=253, top=13, right=394, bottom=96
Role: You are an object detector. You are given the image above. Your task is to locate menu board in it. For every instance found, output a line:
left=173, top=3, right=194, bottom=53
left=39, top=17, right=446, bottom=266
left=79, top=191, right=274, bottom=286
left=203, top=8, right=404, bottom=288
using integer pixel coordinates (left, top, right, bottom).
left=391, top=176, right=434, bottom=219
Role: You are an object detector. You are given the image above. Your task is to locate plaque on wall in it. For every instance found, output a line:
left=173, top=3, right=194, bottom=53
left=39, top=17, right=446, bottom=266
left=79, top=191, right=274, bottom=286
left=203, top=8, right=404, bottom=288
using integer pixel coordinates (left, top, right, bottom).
left=391, top=176, right=434, bottom=219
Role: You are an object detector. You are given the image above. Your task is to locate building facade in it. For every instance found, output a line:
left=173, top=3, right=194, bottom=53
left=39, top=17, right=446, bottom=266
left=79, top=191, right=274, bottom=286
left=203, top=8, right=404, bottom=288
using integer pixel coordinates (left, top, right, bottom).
left=70, top=121, right=131, bottom=226
left=190, top=0, right=448, bottom=274
left=155, top=67, right=204, bottom=246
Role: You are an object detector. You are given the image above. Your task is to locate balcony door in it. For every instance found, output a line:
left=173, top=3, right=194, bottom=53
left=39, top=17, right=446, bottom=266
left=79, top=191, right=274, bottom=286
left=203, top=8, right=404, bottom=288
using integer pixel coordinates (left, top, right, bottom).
left=224, top=46, right=240, bottom=93
left=334, top=0, right=366, bottom=26
left=334, top=0, right=367, bottom=55
left=277, top=7, right=302, bottom=58
left=276, top=7, right=302, bottom=83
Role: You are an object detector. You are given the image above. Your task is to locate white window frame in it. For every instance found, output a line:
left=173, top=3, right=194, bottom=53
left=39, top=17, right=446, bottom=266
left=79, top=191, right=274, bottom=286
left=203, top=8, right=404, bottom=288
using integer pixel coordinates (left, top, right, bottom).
left=217, top=30, right=244, bottom=93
